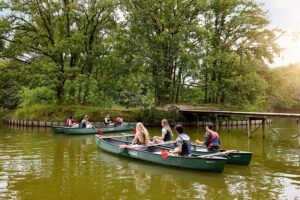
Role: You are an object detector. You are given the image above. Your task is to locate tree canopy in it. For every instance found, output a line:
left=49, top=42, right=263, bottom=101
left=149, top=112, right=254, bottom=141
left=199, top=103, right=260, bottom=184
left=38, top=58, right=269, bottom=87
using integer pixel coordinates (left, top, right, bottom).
left=0, top=0, right=292, bottom=111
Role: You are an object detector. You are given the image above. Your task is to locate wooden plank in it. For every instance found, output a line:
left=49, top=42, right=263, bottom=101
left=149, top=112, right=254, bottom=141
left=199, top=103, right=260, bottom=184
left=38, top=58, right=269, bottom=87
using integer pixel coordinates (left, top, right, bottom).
left=180, top=110, right=300, bottom=118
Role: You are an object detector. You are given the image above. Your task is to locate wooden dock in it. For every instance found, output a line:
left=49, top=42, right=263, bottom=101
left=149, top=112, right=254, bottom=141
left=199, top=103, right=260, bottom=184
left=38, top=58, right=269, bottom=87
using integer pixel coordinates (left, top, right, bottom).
left=180, top=109, right=300, bottom=146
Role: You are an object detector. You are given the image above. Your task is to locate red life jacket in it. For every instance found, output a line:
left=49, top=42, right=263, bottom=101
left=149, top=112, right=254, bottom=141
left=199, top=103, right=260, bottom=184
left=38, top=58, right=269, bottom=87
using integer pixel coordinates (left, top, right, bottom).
left=115, top=117, right=122, bottom=125
left=66, top=119, right=74, bottom=126
left=207, top=131, right=220, bottom=149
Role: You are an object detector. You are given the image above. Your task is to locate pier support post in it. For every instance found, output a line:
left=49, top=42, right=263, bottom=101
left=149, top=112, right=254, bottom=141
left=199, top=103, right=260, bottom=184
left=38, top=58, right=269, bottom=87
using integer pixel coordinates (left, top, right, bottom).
left=215, top=115, right=219, bottom=131
left=298, top=133, right=300, bottom=148
left=262, top=118, right=266, bottom=139
left=247, top=117, right=251, bottom=138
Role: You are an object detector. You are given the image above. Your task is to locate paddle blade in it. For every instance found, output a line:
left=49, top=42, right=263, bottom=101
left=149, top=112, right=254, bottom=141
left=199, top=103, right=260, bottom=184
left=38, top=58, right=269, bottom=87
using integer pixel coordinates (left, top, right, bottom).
left=118, top=145, right=128, bottom=149
left=133, top=128, right=137, bottom=134
left=98, top=130, right=103, bottom=135
left=161, top=149, right=168, bottom=160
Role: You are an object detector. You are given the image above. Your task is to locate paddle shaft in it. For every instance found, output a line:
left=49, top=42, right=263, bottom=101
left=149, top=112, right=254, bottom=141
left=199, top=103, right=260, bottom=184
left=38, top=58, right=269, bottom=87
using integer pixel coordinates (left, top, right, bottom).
left=197, top=150, right=237, bottom=158
left=129, top=141, right=176, bottom=148
left=99, top=134, right=135, bottom=139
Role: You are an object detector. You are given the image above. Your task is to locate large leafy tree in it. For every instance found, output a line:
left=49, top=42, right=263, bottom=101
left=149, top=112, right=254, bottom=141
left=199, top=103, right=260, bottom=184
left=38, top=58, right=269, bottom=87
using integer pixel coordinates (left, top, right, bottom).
left=121, top=0, right=207, bottom=103
left=200, top=0, right=281, bottom=104
left=0, top=0, right=117, bottom=102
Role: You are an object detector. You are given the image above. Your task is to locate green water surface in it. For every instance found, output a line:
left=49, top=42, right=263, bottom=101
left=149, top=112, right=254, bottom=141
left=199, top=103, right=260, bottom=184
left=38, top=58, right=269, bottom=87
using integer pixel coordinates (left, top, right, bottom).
left=0, top=119, right=299, bottom=199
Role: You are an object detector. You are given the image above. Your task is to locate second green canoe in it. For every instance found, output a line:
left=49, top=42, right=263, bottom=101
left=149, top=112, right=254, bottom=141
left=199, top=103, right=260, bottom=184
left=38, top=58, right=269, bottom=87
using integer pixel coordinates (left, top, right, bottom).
left=63, top=123, right=136, bottom=135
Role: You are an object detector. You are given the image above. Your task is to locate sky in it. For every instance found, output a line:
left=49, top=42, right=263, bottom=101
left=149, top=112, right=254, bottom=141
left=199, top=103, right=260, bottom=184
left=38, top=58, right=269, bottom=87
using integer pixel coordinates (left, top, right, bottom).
left=258, top=0, right=300, bottom=67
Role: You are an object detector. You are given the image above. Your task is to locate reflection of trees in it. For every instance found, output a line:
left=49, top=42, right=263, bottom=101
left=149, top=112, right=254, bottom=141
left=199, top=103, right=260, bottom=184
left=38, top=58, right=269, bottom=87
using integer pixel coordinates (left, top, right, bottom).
left=1, top=122, right=300, bottom=199
left=98, top=151, right=232, bottom=199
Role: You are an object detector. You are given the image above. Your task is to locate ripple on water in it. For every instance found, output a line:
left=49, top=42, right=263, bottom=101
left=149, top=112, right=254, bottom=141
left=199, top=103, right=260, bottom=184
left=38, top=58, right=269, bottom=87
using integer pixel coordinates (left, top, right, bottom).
left=0, top=121, right=300, bottom=199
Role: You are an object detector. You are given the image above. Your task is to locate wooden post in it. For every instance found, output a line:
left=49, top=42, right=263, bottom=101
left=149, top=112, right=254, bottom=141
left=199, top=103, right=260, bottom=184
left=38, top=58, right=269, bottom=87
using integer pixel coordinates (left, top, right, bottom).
left=196, top=115, right=199, bottom=127
left=298, top=132, right=300, bottom=148
left=215, top=114, right=219, bottom=131
left=247, top=117, right=251, bottom=138
left=262, top=118, right=266, bottom=139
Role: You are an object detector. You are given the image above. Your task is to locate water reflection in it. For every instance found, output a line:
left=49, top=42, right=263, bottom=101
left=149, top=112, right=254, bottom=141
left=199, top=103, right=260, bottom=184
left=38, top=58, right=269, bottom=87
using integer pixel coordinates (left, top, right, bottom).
left=0, top=119, right=299, bottom=199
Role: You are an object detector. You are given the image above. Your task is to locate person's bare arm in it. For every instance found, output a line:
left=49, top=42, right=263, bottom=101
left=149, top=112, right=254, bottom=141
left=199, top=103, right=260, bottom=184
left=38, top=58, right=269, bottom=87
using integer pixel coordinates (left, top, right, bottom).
left=132, top=136, right=137, bottom=145
left=196, top=139, right=204, bottom=145
left=171, top=145, right=182, bottom=155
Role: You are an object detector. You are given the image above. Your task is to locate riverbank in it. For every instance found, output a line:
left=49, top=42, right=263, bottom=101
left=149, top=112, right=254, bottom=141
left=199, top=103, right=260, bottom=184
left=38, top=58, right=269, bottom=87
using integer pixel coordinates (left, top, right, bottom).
left=3, top=104, right=269, bottom=127
left=6, top=104, right=179, bottom=125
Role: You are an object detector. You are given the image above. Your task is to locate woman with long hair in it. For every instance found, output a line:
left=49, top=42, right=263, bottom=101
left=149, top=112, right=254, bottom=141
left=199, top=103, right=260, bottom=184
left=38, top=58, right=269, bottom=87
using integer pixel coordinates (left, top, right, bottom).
left=153, top=119, right=173, bottom=144
left=132, top=122, right=150, bottom=146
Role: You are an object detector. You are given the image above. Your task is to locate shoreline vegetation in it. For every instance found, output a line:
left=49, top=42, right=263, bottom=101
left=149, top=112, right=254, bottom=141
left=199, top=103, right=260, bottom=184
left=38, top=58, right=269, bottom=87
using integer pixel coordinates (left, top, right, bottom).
left=0, top=103, right=281, bottom=126
left=2, top=104, right=269, bottom=127
left=1, top=0, right=300, bottom=120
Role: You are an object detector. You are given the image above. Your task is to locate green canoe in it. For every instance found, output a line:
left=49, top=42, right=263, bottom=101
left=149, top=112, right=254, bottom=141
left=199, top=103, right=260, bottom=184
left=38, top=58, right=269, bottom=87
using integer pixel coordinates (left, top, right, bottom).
left=52, top=126, right=65, bottom=133
left=189, top=145, right=252, bottom=166
left=95, top=135, right=227, bottom=173
left=121, top=135, right=252, bottom=165
left=63, top=123, right=136, bottom=135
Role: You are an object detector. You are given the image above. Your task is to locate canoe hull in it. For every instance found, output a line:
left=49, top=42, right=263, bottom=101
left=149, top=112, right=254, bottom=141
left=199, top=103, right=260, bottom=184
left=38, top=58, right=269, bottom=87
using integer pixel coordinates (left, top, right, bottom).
left=95, top=135, right=227, bottom=173
left=121, top=135, right=252, bottom=165
left=60, top=123, right=136, bottom=135
left=52, top=126, right=65, bottom=133
left=64, top=127, right=98, bottom=135
left=96, top=124, right=136, bottom=133
left=191, top=147, right=252, bottom=166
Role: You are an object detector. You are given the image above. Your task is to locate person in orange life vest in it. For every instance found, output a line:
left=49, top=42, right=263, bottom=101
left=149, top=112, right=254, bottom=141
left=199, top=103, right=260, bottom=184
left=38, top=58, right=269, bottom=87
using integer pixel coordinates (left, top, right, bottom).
left=115, top=114, right=123, bottom=126
left=196, top=123, right=220, bottom=152
left=66, top=116, right=76, bottom=127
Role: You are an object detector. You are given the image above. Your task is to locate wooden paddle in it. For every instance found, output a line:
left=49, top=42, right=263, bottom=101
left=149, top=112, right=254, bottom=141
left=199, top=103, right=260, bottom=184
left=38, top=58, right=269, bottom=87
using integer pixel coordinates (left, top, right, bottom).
left=118, top=141, right=176, bottom=149
left=99, top=134, right=135, bottom=139
left=197, top=150, right=237, bottom=158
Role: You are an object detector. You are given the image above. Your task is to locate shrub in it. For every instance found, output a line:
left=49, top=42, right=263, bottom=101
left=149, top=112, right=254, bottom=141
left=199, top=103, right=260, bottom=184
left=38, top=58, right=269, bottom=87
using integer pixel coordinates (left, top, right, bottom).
left=19, top=87, right=56, bottom=107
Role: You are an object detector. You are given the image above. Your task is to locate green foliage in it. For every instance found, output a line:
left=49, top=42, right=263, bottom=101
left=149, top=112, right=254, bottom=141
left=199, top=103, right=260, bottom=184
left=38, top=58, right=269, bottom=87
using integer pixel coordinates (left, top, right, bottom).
left=13, top=104, right=138, bottom=121
left=133, top=106, right=183, bottom=125
left=267, top=64, right=300, bottom=111
left=19, top=87, right=57, bottom=107
left=0, top=0, right=290, bottom=112
left=181, top=88, right=205, bottom=104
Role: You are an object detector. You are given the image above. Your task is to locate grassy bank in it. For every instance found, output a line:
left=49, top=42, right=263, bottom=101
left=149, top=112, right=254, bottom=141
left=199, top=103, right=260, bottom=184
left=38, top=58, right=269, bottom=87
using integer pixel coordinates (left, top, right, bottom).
left=9, top=104, right=180, bottom=124
left=7, top=103, right=270, bottom=125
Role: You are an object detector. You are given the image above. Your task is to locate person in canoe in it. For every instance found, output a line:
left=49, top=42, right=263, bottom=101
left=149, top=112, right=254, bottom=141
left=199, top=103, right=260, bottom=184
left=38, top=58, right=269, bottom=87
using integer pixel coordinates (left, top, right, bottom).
left=152, top=119, right=173, bottom=144
left=131, top=122, right=150, bottom=146
left=104, top=114, right=112, bottom=126
left=115, top=114, right=123, bottom=126
left=66, top=116, right=77, bottom=127
left=79, top=114, right=94, bottom=129
left=196, top=123, right=220, bottom=152
left=170, top=124, right=191, bottom=156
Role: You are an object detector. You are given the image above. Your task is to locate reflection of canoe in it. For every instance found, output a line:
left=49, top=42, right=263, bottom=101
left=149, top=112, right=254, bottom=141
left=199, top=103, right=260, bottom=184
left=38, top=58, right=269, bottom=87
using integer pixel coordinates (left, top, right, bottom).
left=122, top=135, right=252, bottom=165
left=52, top=123, right=136, bottom=135
left=95, top=135, right=227, bottom=173
left=52, top=126, right=65, bottom=133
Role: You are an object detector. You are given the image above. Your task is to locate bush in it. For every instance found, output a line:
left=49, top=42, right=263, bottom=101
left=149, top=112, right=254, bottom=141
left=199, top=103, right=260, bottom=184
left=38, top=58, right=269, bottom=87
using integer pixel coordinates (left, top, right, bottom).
left=19, top=87, right=56, bottom=107
left=13, top=104, right=140, bottom=122
left=133, top=106, right=182, bottom=125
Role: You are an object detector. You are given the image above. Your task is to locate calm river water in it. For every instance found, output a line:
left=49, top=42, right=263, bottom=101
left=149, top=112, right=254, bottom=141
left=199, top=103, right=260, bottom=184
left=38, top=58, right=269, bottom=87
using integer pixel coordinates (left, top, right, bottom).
left=0, top=119, right=299, bottom=200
